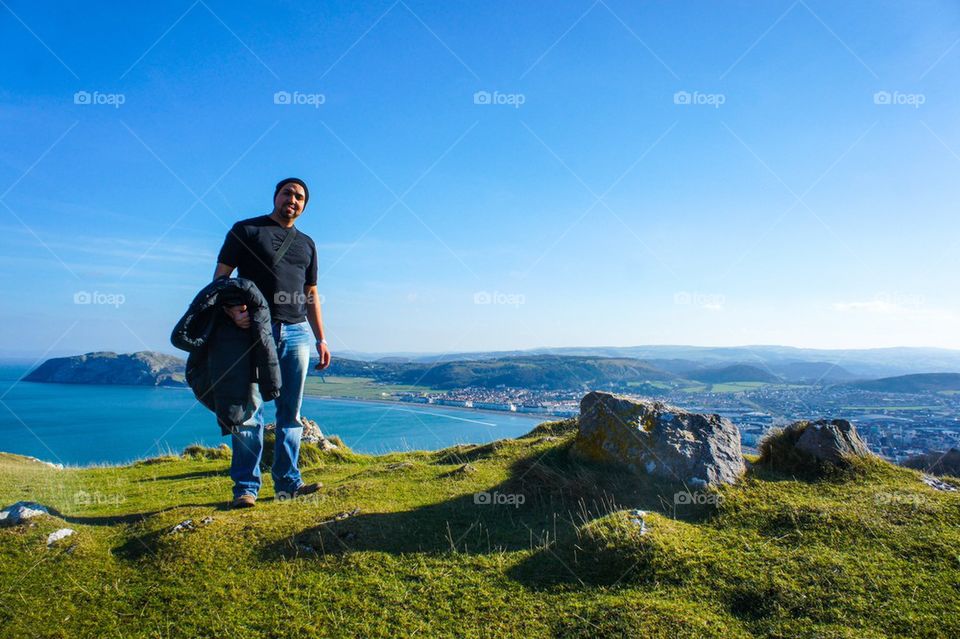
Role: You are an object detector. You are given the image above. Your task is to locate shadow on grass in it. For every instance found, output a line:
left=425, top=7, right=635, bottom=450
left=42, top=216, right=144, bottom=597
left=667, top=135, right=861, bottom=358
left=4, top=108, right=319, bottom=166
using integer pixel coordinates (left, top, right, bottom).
left=258, top=441, right=721, bottom=590
left=47, top=501, right=229, bottom=528
left=134, top=469, right=230, bottom=482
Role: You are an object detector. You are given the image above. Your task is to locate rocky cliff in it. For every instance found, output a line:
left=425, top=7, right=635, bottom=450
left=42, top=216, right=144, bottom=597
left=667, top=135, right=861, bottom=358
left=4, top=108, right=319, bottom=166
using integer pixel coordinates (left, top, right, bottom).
left=23, top=351, right=186, bottom=386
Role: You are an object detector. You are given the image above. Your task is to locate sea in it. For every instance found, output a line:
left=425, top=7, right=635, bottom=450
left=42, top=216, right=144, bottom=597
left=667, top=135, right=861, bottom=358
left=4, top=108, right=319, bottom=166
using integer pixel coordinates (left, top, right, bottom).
left=0, top=363, right=544, bottom=467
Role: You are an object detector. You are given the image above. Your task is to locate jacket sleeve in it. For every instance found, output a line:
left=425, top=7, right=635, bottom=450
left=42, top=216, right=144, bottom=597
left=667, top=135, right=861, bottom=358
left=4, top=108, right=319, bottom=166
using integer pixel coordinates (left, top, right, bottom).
left=253, top=310, right=282, bottom=401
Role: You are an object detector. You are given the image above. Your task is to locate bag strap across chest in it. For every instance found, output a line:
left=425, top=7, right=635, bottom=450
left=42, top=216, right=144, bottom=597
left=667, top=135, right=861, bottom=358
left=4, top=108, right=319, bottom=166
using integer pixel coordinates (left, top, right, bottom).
left=272, top=226, right=298, bottom=266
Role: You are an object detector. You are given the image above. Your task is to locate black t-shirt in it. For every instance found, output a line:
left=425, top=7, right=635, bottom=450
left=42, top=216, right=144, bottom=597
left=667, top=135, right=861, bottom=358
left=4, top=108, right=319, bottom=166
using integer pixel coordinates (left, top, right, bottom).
left=216, top=215, right=318, bottom=324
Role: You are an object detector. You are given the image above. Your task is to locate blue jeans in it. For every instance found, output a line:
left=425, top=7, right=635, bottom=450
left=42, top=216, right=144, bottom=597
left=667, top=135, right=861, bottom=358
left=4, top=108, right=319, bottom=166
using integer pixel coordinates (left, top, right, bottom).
left=229, top=321, right=313, bottom=499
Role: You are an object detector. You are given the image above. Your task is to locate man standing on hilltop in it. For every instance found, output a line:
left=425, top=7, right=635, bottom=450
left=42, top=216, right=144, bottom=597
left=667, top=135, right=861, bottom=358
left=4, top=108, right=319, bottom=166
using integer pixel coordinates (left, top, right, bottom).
left=213, top=177, right=332, bottom=508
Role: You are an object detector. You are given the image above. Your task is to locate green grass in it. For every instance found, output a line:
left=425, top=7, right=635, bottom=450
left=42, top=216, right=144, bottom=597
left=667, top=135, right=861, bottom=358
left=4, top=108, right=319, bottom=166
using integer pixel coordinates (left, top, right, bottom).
left=0, top=420, right=958, bottom=638
left=302, top=375, right=438, bottom=400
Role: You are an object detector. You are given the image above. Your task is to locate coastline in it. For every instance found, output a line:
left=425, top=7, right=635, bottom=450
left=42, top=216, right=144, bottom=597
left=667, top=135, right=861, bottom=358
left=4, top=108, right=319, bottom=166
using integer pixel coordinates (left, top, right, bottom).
left=0, top=382, right=552, bottom=468
left=300, top=392, right=561, bottom=420
left=160, top=383, right=559, bottom=420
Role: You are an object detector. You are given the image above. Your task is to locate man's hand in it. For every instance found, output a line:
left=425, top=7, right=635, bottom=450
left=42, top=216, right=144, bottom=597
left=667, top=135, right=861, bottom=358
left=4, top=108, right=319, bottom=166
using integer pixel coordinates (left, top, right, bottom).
left=223, top=304, right=251, bottom=329
left=315, top=341, right=332, bottom=370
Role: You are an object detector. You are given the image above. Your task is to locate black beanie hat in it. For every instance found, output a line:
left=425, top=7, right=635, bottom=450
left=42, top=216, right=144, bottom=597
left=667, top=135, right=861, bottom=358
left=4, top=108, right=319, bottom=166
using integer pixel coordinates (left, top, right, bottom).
left=274, top=177, right=309, bottom=204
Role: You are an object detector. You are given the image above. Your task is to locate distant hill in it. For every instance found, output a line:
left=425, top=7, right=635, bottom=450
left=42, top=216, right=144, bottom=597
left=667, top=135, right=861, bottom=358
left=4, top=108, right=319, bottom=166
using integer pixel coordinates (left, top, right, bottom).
left=843, top=373, right=960, bottom=393
left=686, top=364, right=780, bottom=384
left=24, top=351, right=185, bottom=386
left=22, top=349, right=958, bottom=394
left=23, top=350, right=684, bottom=392
left=393, top=356, right=677, bottom=390
left=338, top=345, right=960, bottom=378
left=767, top=361, right=857, bottom=384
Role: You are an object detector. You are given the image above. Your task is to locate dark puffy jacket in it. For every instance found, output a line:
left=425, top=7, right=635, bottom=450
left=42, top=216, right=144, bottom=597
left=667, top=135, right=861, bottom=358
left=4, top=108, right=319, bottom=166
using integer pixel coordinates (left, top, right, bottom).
left=170, top=277, right=281, bottom=434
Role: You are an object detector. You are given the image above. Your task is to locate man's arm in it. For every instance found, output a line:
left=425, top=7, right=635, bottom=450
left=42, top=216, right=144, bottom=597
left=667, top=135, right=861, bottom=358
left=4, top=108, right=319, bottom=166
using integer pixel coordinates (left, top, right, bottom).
left=213, top=262, right=250, bottom=329
left=213, top=262, right=234, bottom=280
left=305, top=284, right=331, bottom=370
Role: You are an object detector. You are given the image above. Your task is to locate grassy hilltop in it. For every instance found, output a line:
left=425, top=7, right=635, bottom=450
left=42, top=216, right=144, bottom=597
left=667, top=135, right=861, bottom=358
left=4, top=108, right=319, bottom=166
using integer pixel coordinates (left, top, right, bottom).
left=0, top=420, right=958, bottom=638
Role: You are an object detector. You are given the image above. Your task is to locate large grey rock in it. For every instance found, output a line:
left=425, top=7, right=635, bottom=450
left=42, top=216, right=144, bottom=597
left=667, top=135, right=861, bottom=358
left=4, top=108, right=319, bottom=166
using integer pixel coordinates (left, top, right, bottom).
left=794, top=419, right=871, bottom=464
left=573, top=392, right=745, bottom=486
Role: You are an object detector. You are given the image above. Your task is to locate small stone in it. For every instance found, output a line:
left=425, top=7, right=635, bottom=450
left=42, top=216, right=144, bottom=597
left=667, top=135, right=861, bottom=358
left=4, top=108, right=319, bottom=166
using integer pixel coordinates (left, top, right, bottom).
left=922, top=474, right=957, bottom=492
left=46, top=528, right=75, bottom=546
left=317, top=437, right=339, bottom=451
left=447, top=463, right=477, bottom=478
left=627, top=509, right=649, bottom=535
left=334, top=508, right=360, bottom=521
left=0, top=502, right=49, bottom=527
left=200, top=516, right=215, bottom=525
left=169, top=519, right=196, bottom=534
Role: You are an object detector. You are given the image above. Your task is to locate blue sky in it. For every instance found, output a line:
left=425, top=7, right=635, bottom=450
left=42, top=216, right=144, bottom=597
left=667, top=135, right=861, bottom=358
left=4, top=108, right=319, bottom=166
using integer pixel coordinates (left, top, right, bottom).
left=2, top=0, right=960, bottom=357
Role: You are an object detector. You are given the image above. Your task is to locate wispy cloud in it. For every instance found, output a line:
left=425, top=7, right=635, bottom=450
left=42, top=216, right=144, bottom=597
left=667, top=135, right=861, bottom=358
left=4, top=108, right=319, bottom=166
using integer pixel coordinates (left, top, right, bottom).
left=832, top=298, right=955, bottom=321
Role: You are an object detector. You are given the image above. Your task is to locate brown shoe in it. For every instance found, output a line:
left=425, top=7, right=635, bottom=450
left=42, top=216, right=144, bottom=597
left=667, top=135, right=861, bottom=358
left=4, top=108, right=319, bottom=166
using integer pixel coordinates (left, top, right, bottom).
left=293, top=482, right=323, bottom=497
left=231, top=494, right=256, bottom=509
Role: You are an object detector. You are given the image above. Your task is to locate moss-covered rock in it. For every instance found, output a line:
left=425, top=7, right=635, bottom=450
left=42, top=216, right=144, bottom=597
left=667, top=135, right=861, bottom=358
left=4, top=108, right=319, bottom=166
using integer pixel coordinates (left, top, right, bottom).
left=572, top=391, right=745, bottom=486
left=757, top=419, right=871, bottom=477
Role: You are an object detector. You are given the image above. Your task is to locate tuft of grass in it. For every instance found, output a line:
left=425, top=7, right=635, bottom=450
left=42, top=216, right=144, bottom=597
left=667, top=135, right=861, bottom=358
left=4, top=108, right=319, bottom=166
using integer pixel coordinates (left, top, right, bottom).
left=520, top=417, right=579, bottom=439
left=258, top=430, right=363, bottom=470
left=181, top=443, right=231, bottom=460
